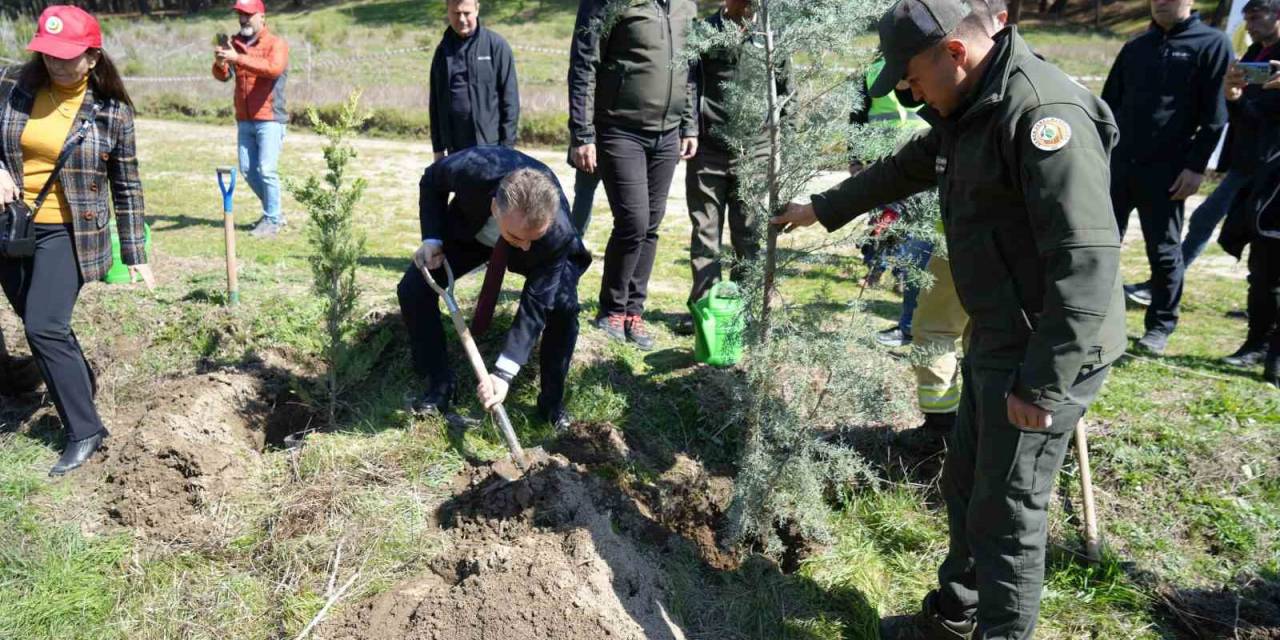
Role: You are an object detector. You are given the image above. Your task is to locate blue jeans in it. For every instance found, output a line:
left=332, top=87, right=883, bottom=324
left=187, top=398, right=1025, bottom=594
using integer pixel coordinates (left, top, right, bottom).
left=237, top=120, right=285, bottom=224
left=897, top=239, right=934, bottom=335
left=1181, top=170, right=1251, bottom=269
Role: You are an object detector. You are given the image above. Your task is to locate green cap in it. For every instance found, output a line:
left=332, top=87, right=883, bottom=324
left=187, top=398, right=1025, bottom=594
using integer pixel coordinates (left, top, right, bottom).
left=869, top=0, right=972, bottom=98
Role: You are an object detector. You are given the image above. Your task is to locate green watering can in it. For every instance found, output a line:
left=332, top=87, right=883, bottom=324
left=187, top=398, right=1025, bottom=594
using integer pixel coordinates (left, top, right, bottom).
left=103, top=219, right=152, bottom=285
left=689, top=281, right=744, bottom=367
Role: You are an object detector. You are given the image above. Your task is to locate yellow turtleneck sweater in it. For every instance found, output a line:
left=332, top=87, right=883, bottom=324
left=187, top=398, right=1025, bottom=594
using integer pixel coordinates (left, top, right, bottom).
left=21, top=76, right=88, bottom=225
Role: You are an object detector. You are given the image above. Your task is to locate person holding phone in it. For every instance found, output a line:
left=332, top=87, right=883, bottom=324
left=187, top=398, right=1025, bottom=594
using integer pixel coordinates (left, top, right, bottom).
left=212, top=0, right=289, bottom=239
left=0, top=5, right=154, bottom=475
left=1216, top=0, right=1280, bottom=367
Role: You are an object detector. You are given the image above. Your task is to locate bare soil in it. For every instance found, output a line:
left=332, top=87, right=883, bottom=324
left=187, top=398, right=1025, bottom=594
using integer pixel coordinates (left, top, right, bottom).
left=322, top=453, right=689, bottom=640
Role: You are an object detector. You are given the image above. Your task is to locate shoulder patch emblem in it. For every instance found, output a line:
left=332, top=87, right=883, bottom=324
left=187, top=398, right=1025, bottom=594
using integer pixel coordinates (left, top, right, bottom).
left=1030, top=117, right=1071, bottom=152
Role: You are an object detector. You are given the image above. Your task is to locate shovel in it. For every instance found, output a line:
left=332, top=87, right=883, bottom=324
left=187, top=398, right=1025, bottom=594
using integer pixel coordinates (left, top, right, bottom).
left=216, top=167, right=239, bottom=306
left=420, top=259, right=531, bottom=475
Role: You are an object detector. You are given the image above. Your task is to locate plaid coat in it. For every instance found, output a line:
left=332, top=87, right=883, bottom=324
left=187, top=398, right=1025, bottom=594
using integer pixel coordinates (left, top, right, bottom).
left=0, top=65, right=147, bottom=283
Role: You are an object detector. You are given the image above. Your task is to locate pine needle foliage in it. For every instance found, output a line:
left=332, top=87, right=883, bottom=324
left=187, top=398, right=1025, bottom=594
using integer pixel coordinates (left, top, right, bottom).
left=288, top=92, right=370, bottom=428
left=683, top=0, right=932, bottom=555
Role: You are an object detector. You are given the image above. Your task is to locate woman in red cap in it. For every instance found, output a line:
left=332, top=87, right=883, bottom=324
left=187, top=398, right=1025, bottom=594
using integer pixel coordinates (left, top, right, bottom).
left=0, top=5, right=154, bottom=476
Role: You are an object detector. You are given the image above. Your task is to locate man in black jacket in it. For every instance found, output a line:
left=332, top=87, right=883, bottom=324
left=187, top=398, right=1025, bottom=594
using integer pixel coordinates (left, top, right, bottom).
left=1130, top=0, right=1280, bottom=337
left=428, top=0, right=519, bottom=160
left=1102, top=0, right=1231, bottom=354
left=396, top=147, right=590, bottom=428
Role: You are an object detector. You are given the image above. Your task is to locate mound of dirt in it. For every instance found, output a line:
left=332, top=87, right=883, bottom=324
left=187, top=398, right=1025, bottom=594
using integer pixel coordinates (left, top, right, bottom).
left=93, top=372, right=270, bottom=542
left=324, top=455, right=688, bottom=640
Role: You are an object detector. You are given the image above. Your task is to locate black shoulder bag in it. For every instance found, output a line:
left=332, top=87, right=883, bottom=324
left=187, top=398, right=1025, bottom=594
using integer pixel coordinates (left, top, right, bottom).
left=0, top=103, right=102, bottom=259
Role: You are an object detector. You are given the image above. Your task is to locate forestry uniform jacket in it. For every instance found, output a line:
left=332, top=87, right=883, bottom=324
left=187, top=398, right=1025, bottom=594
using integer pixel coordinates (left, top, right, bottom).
left=418, top=146, right=591, bottom=373
left=568, top=0, right=698, bottom=146
left=809, top=28, right=1126, bottom=412
left=0, top=66, right=148, bottom=282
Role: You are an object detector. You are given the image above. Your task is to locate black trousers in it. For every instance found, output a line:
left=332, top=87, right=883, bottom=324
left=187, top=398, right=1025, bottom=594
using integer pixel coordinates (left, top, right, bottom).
left=1111, top=162, right=1185, bottom=336
left=937, top=359, right=1109, bottom=640
left=570, top=167, right=600, bottom=236
left=396, top=241, right=583, bottom=414
left=1247, top=236, right=1280, bottom=355
left=685, top=148, right=759, bottom=305
left=0, top=224, right=105, bottom=441
left=597, top=125, right=680, bottom=317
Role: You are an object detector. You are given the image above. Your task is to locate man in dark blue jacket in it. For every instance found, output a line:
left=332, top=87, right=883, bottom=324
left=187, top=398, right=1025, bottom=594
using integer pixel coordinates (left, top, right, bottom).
left=397, top=147, right=590, bottom=429
left=1102, top=0, right=1231, bottom=354
left=428, top=0, right=519, bottom=160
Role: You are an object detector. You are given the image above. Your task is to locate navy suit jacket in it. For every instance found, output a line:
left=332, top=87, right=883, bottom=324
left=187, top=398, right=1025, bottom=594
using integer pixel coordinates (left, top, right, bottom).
left=418, top=145, right=590, bottom=370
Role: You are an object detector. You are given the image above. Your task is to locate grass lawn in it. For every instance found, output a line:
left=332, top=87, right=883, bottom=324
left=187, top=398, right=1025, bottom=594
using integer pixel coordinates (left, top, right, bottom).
left=0, top=113, right=1274, bottom=639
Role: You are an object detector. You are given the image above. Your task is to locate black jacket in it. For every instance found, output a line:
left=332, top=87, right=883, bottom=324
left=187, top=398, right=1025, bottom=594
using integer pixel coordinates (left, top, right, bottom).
left=1101, top=13, right=1231, bottom=172
left=429, top=25, right=519, bottom=153
left=1221, top=151, right=1280, bottom=258
left=419, top=146, right=590, bottom=369
left=1220, top=42, right=1280, bottom=174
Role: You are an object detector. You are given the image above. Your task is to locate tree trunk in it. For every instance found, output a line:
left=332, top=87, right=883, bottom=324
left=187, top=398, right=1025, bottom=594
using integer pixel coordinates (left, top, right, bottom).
left=759, top=0, right=782, bottom=340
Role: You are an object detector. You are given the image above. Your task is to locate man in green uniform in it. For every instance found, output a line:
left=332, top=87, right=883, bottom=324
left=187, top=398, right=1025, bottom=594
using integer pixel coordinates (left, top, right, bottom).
left=772, top=0, right=1126, bottom=637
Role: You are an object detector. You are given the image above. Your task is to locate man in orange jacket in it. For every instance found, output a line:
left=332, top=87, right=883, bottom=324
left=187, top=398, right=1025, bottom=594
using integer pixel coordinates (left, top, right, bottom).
left=213, top=0, right=290, bottom=238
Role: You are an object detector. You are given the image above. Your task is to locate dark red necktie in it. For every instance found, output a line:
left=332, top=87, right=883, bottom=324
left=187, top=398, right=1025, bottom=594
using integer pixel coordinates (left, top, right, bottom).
left=470, top=239, right=509, bottom=336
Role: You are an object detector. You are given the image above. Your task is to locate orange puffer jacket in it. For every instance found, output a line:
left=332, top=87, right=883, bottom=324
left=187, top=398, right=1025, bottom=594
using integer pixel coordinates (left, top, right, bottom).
left=212, top=26, right=289, bottom=123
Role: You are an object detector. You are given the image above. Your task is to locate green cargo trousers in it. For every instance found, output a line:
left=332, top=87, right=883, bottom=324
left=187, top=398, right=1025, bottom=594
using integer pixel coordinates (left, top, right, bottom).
left=935, top=360, right=1109, bottom=640
left=685, top=149, right=760, bottom=305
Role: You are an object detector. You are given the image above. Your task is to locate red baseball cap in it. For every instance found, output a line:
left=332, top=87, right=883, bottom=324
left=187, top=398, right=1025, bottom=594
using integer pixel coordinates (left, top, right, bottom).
left=26, top=5, right=102, bottom=61
left=232, top=0, right=267, bottom=15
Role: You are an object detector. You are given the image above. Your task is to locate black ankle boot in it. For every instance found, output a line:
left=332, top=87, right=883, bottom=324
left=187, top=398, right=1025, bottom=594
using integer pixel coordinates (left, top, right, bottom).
left=49, top=432, right=106, bottom=477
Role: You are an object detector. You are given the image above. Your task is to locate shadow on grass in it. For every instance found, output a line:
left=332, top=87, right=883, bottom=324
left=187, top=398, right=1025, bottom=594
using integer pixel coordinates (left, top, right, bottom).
left=1155, top=568, right=1280, bottom=639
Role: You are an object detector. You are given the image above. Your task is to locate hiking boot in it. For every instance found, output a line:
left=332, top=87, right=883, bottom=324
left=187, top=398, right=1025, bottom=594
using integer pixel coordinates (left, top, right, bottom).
left=407, top=380, right=455, bottom=417
left=250, top=218, right=283, bottom=238
left=876, top=326, right=912, bottom=348
left=625, top=314, right=655, bottom=351
left=921, top=412, right=956, bottom=432
left=1136, top=330, right=1170, bottom=355
left=593, top=313, right=627, bottom=343
left=1124, top=282, right=1152, bottom=307
left=1223, top=342, right=1268, bottom=368
left=674, top=314, right=696, bottom=336
left=49, top=431, right=106, bottom=477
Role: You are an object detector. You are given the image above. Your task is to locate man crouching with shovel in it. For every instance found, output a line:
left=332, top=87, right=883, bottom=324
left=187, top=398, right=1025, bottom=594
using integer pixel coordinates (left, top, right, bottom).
left=397, top=146, right=590, bottom=433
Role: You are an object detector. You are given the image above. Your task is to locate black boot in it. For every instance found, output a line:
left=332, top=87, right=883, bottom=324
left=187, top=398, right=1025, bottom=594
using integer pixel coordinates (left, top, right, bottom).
left=1223, top=342, right=1268, bottom=368
left=542, top=408, right=573, bottom=433
left=49, top=432, right=106, bottom=477
left=408, top=379, right=455, bottom=417
left=1265, top=353, right=1280, bottom=389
